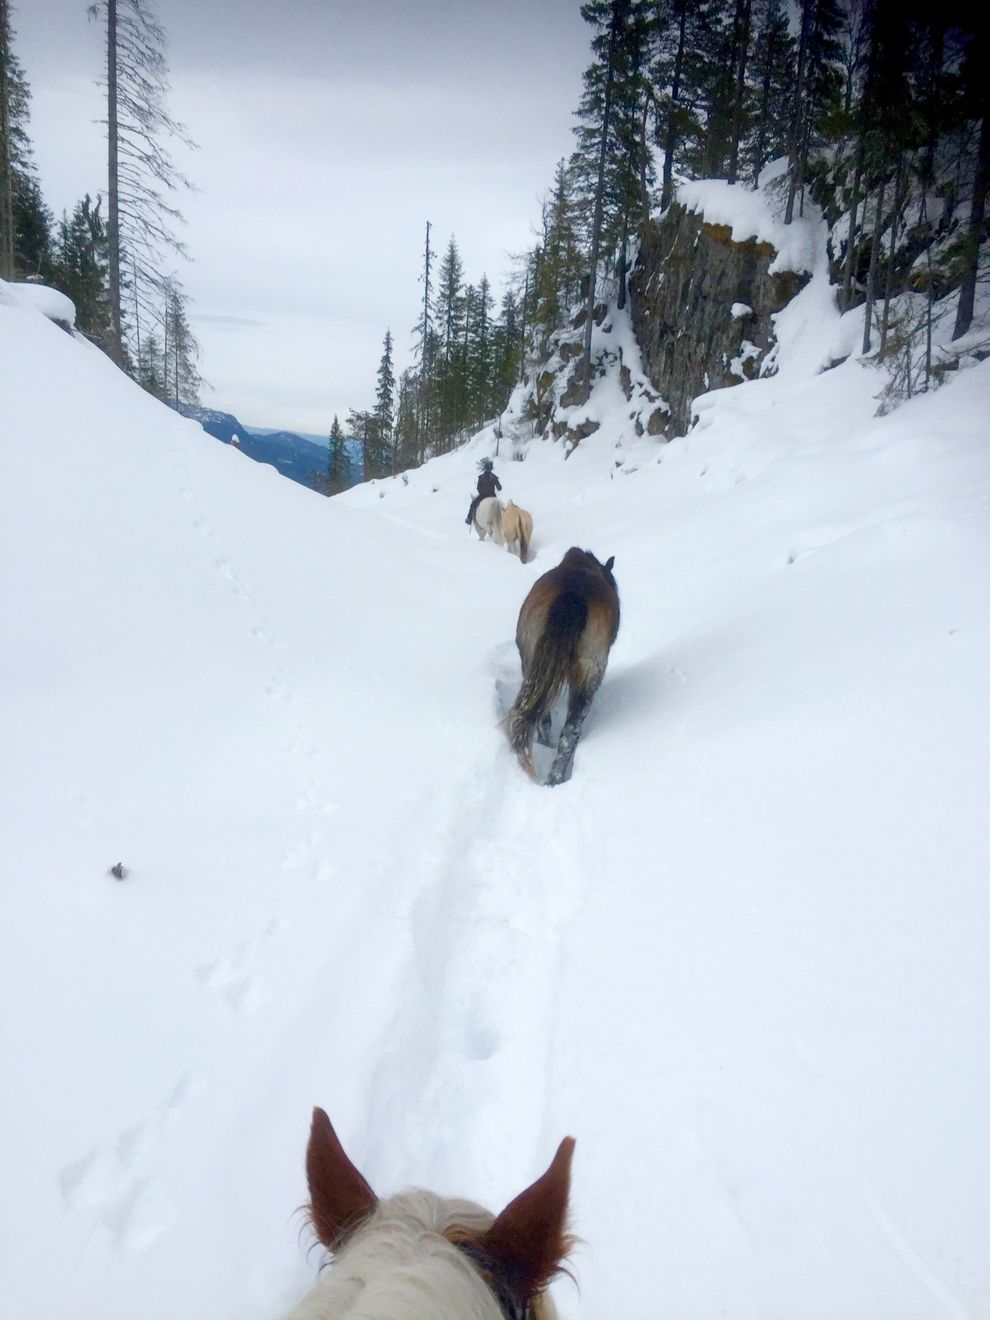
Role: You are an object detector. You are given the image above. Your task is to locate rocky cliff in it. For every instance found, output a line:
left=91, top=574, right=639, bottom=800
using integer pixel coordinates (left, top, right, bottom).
left=510, top=182, right=815, bottom=451
left=629, top=200, right=808, bottom=436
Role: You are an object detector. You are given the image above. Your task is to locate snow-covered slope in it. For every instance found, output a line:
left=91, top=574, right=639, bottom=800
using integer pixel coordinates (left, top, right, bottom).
left=1, top=254, right=989, bottom=1320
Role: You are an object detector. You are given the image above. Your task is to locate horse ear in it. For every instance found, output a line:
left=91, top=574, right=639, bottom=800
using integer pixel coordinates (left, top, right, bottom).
left=305, top=1107, right=377, bottom=1249
left=604, top=555, right=615, bottom=572
left=480, top=1137, right=575, bottom=1302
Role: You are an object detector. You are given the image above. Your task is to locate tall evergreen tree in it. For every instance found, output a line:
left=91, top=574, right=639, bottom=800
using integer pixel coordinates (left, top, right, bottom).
left=51, top=195, right=112, bottom=347
left=746, top=0, right=795, bottom=185
left=138, top=329, right=166, bottom=397
left=413, top=219, right=434, bottom=441
left=326, top=413, right=348, bottom=495
left=0, top=10, right=54, bottom=280
left=783, top=0, right=844, bottom=223
left=88, top=0, right=196, bottom=366
left=533, top=160, right=584, bottom=333
left=952, top=16, right=989, bottom=340
left=162, top=276, right=201, bottom=405
left=572, top=0, right=650, bottom=387
left=374, top=327, right=396, bottom=473
left=0, top=0, right=15, bottom=279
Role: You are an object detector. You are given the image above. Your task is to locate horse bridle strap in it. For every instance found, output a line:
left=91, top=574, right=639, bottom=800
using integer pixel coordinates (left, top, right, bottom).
left=455, top=1241, right=530, bottom=1320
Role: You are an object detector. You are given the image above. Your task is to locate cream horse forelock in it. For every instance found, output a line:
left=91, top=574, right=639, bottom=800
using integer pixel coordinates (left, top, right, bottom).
left=287, top=1108, right=575, bottom=1320
left=473, top=496, right=505, bottom=546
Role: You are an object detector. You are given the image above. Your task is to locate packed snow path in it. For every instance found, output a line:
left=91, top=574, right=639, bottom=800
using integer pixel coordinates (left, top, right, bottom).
left=2, top=283, right=989, bottom=1320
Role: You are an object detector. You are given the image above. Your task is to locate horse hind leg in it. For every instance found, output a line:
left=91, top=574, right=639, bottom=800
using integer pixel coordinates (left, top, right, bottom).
left=546, top=668, right=602, bottom=787
left=537, top=705, right=554, bottom=747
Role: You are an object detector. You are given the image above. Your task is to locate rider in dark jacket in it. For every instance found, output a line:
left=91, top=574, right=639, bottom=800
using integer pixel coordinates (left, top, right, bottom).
left=465, top=459, right=502, bottom=525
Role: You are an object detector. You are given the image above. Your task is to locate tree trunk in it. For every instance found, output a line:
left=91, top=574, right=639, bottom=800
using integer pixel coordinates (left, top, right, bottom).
left=784, top=0, right=813, bottom=224
left=953, top=107, right=990, bottom=341
left=582, top=0, right=624, bottom=391
left=879, top=152, right=905, bottom=352
left=416, top=219, right=432, bottom=439
left=660, top=0, right=688, bottom=212
left=841, top=141, right=864, bottom=310
left=727, top=0, right=753, bottom=185
left=0, top=0, right=14, bottom=278
left=106, top=0, right=124, bottom=364
left=862, top=174, right=887, bottom=354
left=519, top=269, right=529, bottom=385
left=616, top=235, right=628, bottom=310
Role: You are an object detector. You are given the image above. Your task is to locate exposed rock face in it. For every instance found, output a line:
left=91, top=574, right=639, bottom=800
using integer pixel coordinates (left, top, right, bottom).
left=630, top=203, right=809, bottom=436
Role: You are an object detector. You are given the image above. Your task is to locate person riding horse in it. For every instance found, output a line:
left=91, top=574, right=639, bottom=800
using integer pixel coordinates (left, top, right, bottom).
left=465, top=458, right=502, bottom=526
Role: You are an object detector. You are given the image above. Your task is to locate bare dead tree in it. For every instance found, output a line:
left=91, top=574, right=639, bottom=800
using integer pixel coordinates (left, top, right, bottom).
left=88, top=0, right=197, bottom=366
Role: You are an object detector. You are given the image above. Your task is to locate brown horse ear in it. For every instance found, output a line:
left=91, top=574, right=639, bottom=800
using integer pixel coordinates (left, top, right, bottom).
left=604, top=555, right=615, bottom=572
left=479, top=1137, right=575, bottom=1301
left=305, top=1107, right=377, bottom=1249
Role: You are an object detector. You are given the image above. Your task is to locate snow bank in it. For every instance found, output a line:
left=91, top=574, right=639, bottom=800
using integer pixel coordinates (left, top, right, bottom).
left=0, top=277, right=77, bottom=327
left=676, top=178, right=823, bottom=274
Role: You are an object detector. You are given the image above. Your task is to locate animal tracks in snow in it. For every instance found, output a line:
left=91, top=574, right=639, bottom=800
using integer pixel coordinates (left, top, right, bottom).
left=281, top=830, right=337, bottom=883
left=57, top=1071, right=200, bottom=1252
left=196, top=918, right=286, bottom=1015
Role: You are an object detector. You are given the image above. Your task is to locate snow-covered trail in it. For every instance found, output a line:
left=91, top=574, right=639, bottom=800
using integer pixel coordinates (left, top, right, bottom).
left=2, top=282, right=990, bottom=1320
left=338, top=336, right=990, bottom=1320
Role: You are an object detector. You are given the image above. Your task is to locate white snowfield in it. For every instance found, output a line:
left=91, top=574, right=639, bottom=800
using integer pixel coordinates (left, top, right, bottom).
left=1, top=244, right=989, bottom=1320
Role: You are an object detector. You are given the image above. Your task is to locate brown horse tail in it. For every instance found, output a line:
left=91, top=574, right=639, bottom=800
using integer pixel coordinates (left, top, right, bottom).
left=518, top=521, right=529, bottom=565
left=505, top=592, right=587, bottom=777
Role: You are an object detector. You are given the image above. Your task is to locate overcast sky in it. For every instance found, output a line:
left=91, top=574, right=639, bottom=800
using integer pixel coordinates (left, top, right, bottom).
left=15, top=0, right=591, bottom=434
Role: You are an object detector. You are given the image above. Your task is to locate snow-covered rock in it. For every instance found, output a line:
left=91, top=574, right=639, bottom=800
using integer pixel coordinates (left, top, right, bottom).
left=0, top=278, right=76, bottom=330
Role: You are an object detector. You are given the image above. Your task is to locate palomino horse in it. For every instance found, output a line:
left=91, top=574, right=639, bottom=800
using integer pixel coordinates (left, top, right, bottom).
left=505, top=547, right=619, bottom=786
left=288, top=1108, right=575, bottom=1320
left=473, top=496, right=505, bottom=545
left=501, top=501, right=533, bottom=564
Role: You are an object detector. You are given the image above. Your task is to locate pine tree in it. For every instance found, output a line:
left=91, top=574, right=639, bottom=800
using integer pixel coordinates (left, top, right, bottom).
left=468, top=273, right=494, bottom=427
left=326, top=414, right=348, bottom=495
left=572, top=0, right=651, bottom=387
left=51, top=196, right=112, bottom=347
left=162, top=276, right=202, bottom=405
left=433, top=236, right=466, bottom=446
left=0, top=10, right=55, bottom=281
left=347, top=407, right=382, bottom=480
left=0, top=0, right=15, bottom=278
left=746, top=0, right=795, bottom=185
left=856, top=0, right=918, bottom=350
left=413, top=220, right=434, bottom=443
left=374, top=328, right=396, bottom=473
left=393, top=368, right=421, bottom=469
left=952, top=15, right=989, bottom=340
left=533, top=160, right=584, bottom=333
left=783, top=0, right=844, bottom=224
left=138, top=330, right=166, bottom=397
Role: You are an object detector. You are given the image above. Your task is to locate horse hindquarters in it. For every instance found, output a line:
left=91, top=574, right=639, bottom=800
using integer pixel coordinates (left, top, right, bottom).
left=546, top=598, right=613, bottom=786
left=517, top=517, right=530, bottom=564
left=506, top=590, right=588, bottom=777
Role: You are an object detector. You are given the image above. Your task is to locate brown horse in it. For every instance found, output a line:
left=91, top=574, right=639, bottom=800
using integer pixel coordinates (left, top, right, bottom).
left=501, top=501, right=533, bottom=564
left=505, top=547, right=619, bottom=786
left=288, top=1107, right=575, bottom=1320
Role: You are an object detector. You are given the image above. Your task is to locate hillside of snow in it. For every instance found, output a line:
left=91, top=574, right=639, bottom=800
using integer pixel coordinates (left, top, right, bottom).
left=2, top=223, right=989, bottom=1320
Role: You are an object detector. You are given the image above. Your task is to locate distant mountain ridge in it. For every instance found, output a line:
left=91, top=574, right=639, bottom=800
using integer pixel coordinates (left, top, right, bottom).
left=170, top=403, right=361, bottom=493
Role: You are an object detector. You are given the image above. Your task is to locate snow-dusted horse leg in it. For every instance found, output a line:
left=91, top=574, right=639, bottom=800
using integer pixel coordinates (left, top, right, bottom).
left=505, top=547, right=619, bottom=785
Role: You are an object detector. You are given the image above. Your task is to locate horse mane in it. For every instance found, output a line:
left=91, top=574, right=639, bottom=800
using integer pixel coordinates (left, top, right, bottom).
left=292, top=1190, right=549, bottom=1320
left=293, top=1111, right=573, bottom=1320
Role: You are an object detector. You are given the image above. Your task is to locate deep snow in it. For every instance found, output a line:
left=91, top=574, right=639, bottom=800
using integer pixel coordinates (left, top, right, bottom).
left=1, top=231, right=989, bottom=1320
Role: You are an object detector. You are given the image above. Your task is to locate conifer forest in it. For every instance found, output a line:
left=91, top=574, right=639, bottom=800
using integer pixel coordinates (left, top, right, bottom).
left=1, top=0, right=986, bottom=474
